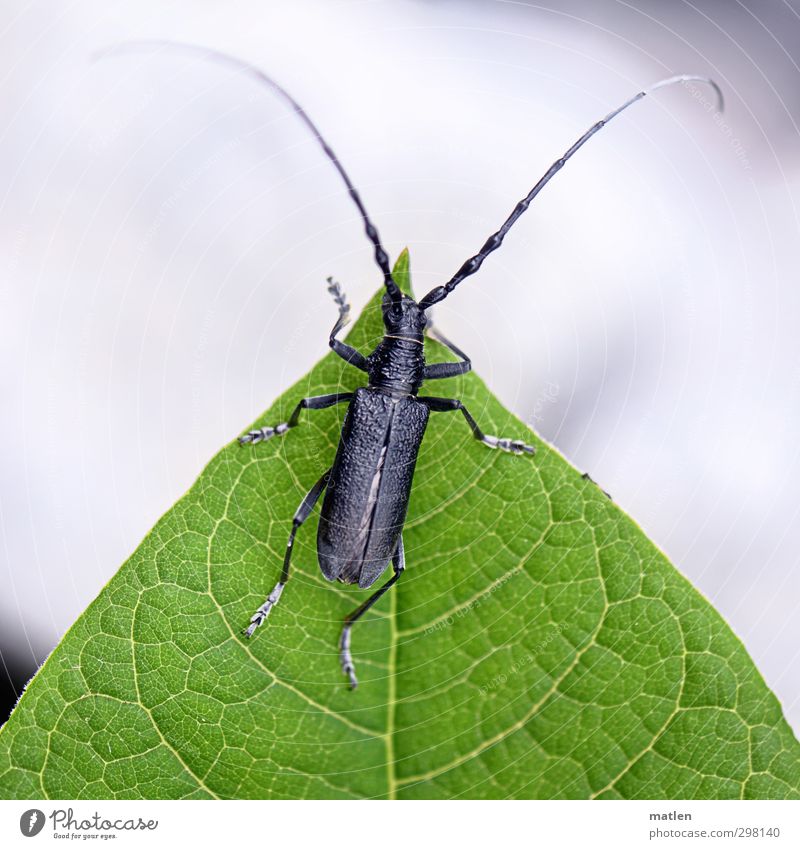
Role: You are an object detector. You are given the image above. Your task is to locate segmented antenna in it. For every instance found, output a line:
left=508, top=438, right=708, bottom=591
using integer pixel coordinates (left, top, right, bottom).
left=94, top=40, right=402, bottom=302
left=419, top=74, right=724, bottom=310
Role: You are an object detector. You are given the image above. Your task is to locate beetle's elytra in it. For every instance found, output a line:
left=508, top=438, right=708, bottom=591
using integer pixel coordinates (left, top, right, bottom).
left=105, top=41, right=722, bottom=688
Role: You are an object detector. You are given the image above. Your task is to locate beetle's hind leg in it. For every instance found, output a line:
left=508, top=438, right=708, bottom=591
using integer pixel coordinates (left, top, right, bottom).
left=339, top=536, right=405, bottom=690
left=239, top=392, right=352, bottom=445
left=243, top=470, right=330, bottom=638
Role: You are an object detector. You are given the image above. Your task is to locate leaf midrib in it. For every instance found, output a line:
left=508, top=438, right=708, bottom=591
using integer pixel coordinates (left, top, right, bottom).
left=208, top=454, right=381, bottom=740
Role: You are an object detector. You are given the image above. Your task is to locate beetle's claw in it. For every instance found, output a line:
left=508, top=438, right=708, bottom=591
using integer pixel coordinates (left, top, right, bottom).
left=242, top=621, right=260, bottom=638
left=242, top=604, right=268, bottom=637
left=342, top=660, right=358, bottom=690
left=243, top=609, right=267, bottom=638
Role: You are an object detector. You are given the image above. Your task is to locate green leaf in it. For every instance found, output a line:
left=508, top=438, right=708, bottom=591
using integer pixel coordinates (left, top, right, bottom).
left=2, top=250, right=799, bottom=800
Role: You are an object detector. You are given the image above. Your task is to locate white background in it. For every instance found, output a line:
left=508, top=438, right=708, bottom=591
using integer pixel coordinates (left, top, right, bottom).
left=1, top=0, right=800, bottom=734
left=2, top=799, right=798, bottom=847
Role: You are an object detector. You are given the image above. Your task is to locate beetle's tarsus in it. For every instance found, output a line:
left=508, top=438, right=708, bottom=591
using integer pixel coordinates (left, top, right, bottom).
left=327, top=279, right=350, bottom=330
left=238, top=423, right=290, bottom=445
left=327, top=277, right=350, bottom=318
left=243, top=581, right=285, bottom=637
left=339, top=627, right=358, bottom=689
left=484, top=435, right=536, bottom=456
left=239, top=427, right=274, bottom=445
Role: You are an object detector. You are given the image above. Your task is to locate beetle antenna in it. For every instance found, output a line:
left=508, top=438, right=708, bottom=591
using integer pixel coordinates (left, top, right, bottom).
left=419, top=74, right=723, bottom=310
left=93, top=40, right=403, bottom=302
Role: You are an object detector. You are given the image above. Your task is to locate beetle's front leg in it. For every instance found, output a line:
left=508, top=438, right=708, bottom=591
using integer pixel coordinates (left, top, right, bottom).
left=420, top=396, right=536, bottom=455
left=239, top=392, right=352, bottom=445
left=327, top=277, right=368, bottom=371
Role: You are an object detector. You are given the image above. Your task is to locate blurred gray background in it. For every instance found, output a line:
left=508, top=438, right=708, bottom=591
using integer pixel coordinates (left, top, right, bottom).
left=2, top=0, right=800, bottom=733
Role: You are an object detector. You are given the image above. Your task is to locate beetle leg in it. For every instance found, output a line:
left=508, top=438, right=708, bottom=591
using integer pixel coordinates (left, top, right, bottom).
left=327, top=277, right=368, bottom=371
left=239, top=392, right=352, bottom=445
left=420, top=396, right=536, bottom=455
left=581, top=471, right=612, bottom=500
left=243, top=470, right=330, bottom=638
left=339, top=536, right=405, bottom=690
left=423, top=325, right=472, bottom=380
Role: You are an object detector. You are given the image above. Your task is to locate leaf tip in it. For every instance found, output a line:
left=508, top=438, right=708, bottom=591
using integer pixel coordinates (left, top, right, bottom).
left=392, top=248, right=413, bottom=297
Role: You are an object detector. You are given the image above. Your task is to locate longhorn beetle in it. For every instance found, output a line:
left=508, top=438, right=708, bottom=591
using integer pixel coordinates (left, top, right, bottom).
left=102, top=42, right=722, bottom=688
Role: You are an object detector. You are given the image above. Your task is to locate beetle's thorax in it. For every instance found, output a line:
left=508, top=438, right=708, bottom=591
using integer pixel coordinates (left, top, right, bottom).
left=368, top=292, right=427, bottom=396
left=367, top=335, right=425, bottom=396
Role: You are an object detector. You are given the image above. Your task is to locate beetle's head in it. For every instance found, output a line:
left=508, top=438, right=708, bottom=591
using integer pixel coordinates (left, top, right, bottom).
left=381, top=292, right=427, bottom=339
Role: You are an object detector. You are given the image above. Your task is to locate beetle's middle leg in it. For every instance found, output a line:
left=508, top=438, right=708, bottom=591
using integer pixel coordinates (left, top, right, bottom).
left=423, top=325, right=472, bottom=380
left=243, top=469, right=330, bottom=638
left=339, top=536, right=405, bottom=690
left=239, top=392, right=352, bottom=445
left=421, top=396, right=536, bottom=455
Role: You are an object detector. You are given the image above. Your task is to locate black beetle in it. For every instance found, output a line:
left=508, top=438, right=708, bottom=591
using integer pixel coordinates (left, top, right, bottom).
left=101, top=42, right=722, bottom=687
